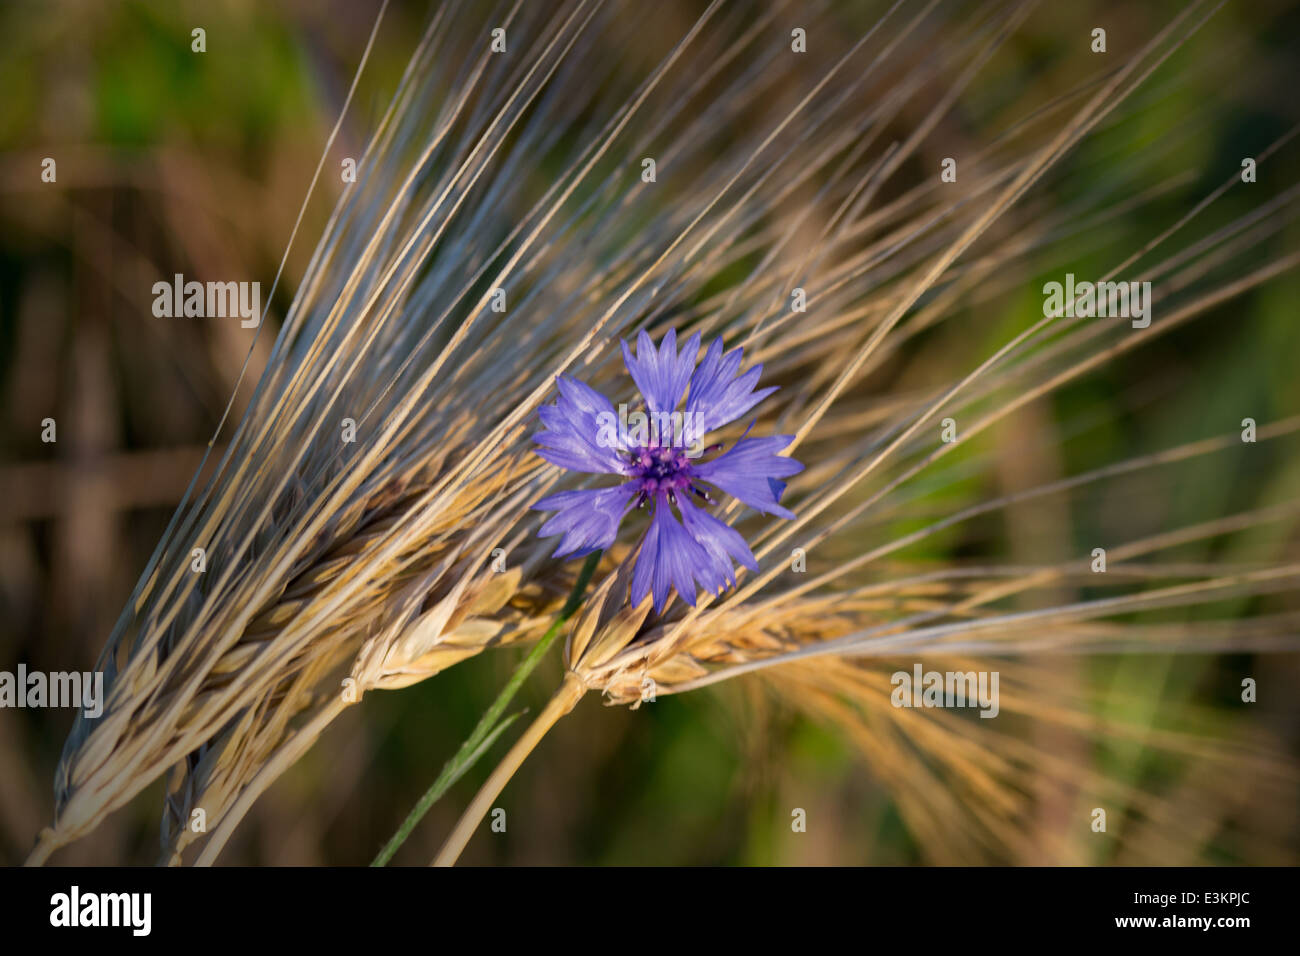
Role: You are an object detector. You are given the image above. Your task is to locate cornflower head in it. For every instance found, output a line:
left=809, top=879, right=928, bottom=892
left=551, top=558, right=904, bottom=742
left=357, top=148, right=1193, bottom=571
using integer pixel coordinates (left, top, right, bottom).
left=532, top=329, right=802, bottom=612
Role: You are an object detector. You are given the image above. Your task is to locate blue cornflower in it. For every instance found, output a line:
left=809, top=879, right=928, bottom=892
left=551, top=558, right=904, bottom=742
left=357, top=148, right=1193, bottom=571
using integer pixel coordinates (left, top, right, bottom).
left=531, top=329, right=803, bottom=612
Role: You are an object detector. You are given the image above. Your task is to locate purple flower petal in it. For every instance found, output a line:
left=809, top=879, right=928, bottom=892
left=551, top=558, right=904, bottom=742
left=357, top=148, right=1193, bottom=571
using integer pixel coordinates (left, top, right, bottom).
left=675, top=496, right=758, bottom=591
left=533, top=484, right=639, bottom=558
left=631, top=501, right=712, bottom=612
left=621, top=329, right=701, bottom=416
left=532, top=374, right=628, bottom=474
left=686, top=337, right=778, bottom=435
left=693, top=433, right=803, bottom=518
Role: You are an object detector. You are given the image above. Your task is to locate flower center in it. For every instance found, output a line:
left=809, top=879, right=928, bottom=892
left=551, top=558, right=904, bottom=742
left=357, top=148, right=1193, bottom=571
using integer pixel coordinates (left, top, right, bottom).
left=627, top=444, right=720, bottom=508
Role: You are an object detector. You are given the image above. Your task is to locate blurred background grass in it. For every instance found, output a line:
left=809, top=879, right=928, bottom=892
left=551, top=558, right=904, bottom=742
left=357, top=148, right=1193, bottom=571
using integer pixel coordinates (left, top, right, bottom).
left=1, top=0, right=1297, bottom=864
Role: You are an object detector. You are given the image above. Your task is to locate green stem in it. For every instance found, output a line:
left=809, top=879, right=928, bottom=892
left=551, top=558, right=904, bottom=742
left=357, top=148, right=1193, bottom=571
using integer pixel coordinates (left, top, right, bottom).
left=371, top=550, right=601, bottom=865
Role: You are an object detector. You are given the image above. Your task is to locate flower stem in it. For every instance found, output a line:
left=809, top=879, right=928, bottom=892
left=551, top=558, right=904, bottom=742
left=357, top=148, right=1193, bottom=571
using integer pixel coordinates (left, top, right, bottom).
left=431, top=672, right=586, bottom=866
left=372, top=550, right=601, bottom=866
